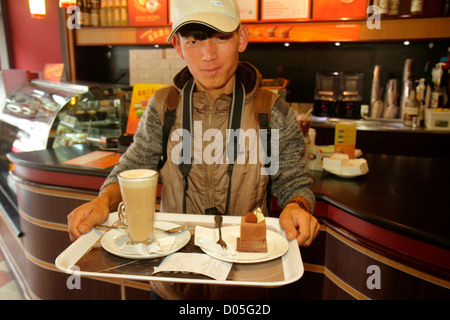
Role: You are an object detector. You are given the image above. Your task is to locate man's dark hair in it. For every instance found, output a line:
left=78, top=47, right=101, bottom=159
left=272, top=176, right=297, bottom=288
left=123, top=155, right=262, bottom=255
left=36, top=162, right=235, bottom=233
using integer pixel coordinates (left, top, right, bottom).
left=177, top=23, right=235, bottom=40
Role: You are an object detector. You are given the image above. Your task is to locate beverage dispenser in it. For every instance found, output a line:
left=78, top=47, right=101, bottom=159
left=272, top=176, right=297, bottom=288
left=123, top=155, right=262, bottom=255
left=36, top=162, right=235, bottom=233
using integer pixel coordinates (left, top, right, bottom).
left=337, top=72, right=364, bottom=119
left=337, top=72, right=363, bottom=119
left=313, top=72, right=339, bottom=117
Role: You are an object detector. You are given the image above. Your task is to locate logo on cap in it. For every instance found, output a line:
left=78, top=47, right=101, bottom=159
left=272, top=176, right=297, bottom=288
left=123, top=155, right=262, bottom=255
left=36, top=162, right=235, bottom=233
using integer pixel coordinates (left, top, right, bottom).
left=210, top=0, right=224, bottom=6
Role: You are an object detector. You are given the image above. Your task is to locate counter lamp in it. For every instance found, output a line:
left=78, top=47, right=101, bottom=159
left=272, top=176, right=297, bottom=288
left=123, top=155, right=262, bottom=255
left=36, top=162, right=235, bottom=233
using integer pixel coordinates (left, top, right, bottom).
left=29, top=0, right=46, bottom=19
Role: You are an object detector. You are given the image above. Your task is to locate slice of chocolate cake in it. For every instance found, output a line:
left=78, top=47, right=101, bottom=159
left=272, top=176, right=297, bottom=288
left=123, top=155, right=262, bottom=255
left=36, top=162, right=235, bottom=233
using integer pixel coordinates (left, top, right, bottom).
left=236, top=208, right=268, bottom=253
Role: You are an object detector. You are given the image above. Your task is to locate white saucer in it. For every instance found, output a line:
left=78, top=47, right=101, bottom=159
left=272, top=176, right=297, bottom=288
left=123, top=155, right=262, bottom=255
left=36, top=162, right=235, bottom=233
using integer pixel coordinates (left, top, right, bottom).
left=100, top=221, right=191, bottom=259
left=200, top=226, right=289, bottom=264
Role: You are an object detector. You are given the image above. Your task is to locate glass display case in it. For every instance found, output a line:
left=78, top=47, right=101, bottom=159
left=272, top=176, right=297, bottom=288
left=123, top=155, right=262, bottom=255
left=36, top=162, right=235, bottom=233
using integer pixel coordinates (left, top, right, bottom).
left=0, top=80, right=131, bottom=230
left=1, top=80, right=131, bottom=152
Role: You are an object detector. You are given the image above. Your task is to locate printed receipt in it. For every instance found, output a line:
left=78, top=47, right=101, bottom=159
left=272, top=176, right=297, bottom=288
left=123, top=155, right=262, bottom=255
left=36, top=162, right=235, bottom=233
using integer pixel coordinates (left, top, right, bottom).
left=153, top=253, right=232, bottom=281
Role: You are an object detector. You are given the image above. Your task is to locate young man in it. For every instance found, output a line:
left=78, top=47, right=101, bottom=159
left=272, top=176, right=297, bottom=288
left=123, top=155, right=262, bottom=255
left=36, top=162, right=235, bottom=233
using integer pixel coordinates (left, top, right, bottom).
left=67, top=0, right=319, bottom=299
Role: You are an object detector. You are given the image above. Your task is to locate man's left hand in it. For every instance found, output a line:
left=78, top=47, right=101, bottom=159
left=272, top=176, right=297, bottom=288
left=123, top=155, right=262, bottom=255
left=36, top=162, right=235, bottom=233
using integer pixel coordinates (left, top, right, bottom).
left=279, top=203, right=320, bottom=247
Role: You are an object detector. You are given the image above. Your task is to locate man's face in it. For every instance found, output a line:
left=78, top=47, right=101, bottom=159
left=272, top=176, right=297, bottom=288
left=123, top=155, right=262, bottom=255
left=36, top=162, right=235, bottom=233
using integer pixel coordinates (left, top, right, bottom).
left=173, top=26, right=249, bottom=98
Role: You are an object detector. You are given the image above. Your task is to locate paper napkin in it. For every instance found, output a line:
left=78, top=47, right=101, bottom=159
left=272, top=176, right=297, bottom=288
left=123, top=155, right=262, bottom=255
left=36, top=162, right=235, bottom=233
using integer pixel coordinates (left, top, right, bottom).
left=194, top=226, right=236, bottom=256
left=120, top=236, right=176, bottom=255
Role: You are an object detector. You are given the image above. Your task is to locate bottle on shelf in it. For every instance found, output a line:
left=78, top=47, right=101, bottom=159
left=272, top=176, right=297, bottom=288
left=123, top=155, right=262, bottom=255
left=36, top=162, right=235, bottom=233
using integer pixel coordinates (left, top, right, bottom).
left=107, top=0, right=114, bottom=27
left=379, top=0, right=389, bottom=16
left=388, top=0, right=400, bottom=16
left=430, top=62, right=445, bottom=108
left=90, top=0, right=100, bottom=27
left=100, top=0, right=108, bottom=26
left=114, top=0, right=121, bottom=26
left=416, top=78, right=427, bottom=125
left=77, top=0, right=84, bottom=26
left=410, top=0, right=424, bottom=15
left=402, top=78, right=420, bottom=127
left=120, top=0, right=128, bottom=26
left=83, top=0, right=91, bottom=26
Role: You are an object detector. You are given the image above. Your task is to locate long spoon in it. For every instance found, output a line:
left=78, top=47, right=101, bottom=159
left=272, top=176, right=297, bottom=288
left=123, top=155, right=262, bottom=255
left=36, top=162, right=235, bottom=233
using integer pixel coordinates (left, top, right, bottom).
left=95, top=224, right=189, bottom=234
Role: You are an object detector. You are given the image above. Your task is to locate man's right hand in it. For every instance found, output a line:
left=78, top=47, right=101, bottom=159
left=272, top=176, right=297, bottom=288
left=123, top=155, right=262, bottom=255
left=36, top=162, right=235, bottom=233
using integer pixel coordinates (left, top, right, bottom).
left=67, top=184, right=121, bottom=241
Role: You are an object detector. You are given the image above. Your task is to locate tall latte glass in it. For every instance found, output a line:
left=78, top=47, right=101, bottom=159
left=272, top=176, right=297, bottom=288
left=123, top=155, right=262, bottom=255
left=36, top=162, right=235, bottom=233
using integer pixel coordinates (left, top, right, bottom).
left=117, top=169, right=158, bottom=244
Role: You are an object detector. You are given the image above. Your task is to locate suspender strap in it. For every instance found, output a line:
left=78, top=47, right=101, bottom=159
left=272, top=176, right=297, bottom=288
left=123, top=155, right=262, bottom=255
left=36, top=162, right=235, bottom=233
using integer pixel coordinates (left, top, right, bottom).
left=258, top=113, right=271, bottom=161
left=255, top=87, right=274, bottom=167
left=227, top=79, right=245, bottom=162
left=157, top=108, right=177, bottom=171
left=224, top=79, right=245, bottom=215
left=179, top=78, right=195, bottom=213
left=255, top=88, right=274, bottom=213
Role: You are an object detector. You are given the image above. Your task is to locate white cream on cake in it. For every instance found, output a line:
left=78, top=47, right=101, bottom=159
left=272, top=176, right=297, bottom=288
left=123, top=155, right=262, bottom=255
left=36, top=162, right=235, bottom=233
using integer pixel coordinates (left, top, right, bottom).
left=323, top=153, right=349, bottom=169
left=340, top=159, right=369, bottom=175
left=323, top=153, right=368, bottom=176
left=254, top=207, right=265, bottom=223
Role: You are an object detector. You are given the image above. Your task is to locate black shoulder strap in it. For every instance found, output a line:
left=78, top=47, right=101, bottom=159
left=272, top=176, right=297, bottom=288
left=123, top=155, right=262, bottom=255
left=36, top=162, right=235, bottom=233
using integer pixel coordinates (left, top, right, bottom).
left=157, top=108, right=176, bottom=171
left=179, top=78, right=195, bottom=213
left=255, top=88, right=278, bottom=215
left=223, top=79, right=245, bottom=215
left=258, top=113, right=271, bottom=160
left=256, top=88, right=275, bottom=166
left=157, top=86, right=180, bottom=171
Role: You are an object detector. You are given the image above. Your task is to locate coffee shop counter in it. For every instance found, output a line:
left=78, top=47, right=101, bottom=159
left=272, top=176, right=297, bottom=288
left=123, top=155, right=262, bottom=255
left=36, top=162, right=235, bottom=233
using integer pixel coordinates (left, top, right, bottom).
left=1, top=145, right=449, bottom=300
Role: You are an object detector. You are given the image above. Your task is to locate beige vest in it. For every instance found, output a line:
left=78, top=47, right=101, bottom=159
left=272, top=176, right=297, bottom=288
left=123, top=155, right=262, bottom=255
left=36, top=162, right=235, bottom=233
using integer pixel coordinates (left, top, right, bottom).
left=154, top=85, right=278, bottom=217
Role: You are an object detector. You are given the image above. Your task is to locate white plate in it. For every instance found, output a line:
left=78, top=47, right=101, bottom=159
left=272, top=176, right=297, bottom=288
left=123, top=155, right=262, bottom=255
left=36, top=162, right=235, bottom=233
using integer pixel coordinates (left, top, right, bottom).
left=322, top=165, right=369, bottom=178
left=200, top=226, right=289, bottom=264
left=100, top=221, right=191, bottom=259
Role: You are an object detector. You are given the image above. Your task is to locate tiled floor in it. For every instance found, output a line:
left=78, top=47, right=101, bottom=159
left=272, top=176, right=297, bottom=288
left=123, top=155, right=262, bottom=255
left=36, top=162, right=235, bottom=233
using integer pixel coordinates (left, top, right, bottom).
left=0, top=250, right=24, bottom=300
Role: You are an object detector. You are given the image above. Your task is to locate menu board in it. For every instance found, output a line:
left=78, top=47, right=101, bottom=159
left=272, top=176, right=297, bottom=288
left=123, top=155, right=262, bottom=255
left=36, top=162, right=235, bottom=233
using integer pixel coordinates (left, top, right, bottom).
left=126, top=83, right=167, bottom=134
left=128, top=0, right=168, bottom=27
left=261, top=0, right=310, bottom=21
left=237, top=0, right=258, bottom=22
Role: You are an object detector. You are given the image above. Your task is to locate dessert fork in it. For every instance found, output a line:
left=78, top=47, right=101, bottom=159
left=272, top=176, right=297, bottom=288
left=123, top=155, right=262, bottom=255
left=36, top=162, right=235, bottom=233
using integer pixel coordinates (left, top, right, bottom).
left=214, top=215, right=227, bottom=249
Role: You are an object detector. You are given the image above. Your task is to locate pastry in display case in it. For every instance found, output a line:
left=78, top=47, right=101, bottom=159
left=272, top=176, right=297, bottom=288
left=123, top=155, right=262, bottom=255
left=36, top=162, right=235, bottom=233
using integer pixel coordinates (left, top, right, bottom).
left=53, top=95, right=125, bottom=149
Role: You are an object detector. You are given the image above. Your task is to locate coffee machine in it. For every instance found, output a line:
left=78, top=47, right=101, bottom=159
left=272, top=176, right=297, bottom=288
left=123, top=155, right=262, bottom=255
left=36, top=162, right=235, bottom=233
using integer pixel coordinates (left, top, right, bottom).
left=336, top=72, right=364, bottom=119
left=313, top=72, right=340, bottom=117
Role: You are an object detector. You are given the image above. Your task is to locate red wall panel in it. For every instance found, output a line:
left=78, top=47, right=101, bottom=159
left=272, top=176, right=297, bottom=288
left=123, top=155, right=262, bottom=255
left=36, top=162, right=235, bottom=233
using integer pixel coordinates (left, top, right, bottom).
left=5, top=0, right=62, bottom=71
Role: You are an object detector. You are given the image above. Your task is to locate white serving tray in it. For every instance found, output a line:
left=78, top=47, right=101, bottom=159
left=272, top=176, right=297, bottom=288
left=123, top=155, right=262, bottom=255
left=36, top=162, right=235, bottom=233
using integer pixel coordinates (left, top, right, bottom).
left=55, top=212, right=304, bottom=288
